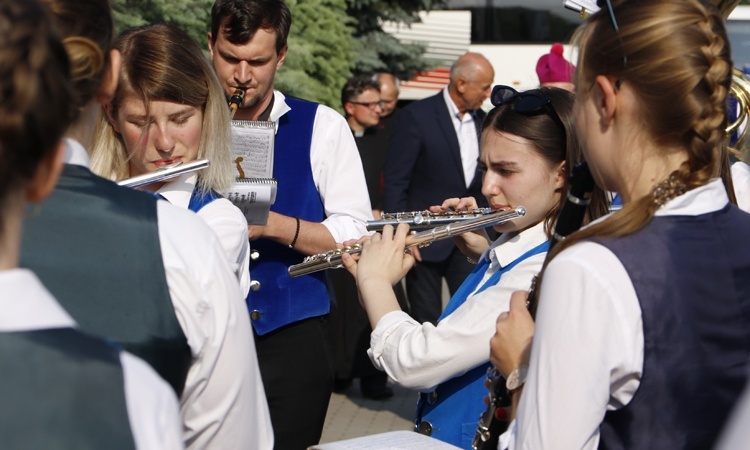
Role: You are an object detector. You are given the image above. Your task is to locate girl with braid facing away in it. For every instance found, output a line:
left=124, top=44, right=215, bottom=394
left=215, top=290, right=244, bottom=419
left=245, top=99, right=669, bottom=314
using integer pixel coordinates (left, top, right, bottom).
left=491, top=0, right=750, bottom=449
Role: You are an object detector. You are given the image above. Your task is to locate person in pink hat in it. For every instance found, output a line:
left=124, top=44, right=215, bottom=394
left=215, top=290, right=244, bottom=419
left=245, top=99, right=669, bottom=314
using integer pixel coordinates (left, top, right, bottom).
left=536, top=43, right=576, bottom=92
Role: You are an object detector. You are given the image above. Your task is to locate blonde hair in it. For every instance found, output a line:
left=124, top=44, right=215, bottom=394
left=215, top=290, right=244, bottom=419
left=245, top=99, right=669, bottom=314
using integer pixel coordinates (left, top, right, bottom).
left=550, top=0, right=733, bottom=260
left=90, top=23, right=233, bottom=192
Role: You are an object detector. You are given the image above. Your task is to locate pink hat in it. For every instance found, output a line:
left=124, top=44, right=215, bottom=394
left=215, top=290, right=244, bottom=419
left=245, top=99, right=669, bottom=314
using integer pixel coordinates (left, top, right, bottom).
left=536, top=43, right=576, bottom=84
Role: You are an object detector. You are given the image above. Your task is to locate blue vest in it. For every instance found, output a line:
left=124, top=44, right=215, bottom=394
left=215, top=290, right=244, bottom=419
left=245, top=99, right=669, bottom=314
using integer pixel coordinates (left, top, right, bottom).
left=417, top=241, right=550, bottom=448
left=20, top=165, right=191, bottom=396
left=187, top=185, right=221, bottom=213
left=247, top=97, right=329, bottom=335
left=596, top=205, right=750, bottom=450
left=0, top=328, right=135, bottom=449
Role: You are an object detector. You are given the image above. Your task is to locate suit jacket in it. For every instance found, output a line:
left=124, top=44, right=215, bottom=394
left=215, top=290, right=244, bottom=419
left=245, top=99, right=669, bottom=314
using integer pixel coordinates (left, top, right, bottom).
left=383, top=92, right=487, bottom=262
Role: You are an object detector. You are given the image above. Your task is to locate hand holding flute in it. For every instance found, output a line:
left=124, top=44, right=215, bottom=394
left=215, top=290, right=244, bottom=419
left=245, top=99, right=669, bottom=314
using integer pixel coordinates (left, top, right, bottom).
left=428, top=196, right=493, bottom=262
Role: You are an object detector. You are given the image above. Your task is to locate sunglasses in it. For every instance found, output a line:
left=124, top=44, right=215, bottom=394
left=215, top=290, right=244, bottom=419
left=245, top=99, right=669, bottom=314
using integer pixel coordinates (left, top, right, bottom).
left=597, top=0, right=628, bottom=69
left=490, top=85, right=566, bottom=137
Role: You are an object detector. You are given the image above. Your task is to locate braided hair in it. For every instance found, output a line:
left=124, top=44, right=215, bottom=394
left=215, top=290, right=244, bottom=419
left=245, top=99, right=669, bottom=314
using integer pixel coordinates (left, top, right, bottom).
left=0, top=0, right=73, bottom=221
left=549, top=0, right=733, bottom=260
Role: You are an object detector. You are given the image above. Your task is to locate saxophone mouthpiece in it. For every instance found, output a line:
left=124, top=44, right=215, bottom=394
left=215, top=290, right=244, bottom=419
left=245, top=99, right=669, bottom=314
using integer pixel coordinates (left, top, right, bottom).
left=228, top=88, right=246, bottom=118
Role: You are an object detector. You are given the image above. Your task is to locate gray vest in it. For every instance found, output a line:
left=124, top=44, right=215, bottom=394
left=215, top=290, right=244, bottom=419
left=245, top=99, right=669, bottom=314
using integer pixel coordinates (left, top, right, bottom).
left=0, top=328, right=135, bottom=449
left=20, top=164, right=191, bottom=395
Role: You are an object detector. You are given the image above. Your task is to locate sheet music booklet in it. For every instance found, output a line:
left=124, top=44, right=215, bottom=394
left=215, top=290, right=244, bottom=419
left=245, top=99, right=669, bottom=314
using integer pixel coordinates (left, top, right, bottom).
left=226, top=177, right=278, bottom=225
left=228, top=120, right=277, bottom=225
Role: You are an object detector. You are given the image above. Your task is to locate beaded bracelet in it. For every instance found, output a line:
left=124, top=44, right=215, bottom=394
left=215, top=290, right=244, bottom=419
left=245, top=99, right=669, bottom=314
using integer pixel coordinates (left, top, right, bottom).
left=289, top=217, right=300, bottom=249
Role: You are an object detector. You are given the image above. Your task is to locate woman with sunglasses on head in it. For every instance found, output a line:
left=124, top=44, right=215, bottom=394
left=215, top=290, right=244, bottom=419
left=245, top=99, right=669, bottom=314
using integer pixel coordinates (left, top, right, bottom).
left=491, top=1, right=750, bottom=449
left=341, top=85, right=607, bottom=448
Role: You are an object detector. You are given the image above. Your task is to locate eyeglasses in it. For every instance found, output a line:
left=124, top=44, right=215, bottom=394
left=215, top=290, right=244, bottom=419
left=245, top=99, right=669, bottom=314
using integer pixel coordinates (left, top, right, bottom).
left=490, top=85, right=566, bottom=137
left=597, top=0, right=628, bottom=69
left=349, top=100, right=383, bottom=110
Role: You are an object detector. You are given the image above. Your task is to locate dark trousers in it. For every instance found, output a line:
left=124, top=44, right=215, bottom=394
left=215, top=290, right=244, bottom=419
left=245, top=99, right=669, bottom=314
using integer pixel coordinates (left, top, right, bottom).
left=406, top=247, right=474, bottom=325
left=327, top=270, right=408, bottom=388
left=254, top=316, right=334, bottom=450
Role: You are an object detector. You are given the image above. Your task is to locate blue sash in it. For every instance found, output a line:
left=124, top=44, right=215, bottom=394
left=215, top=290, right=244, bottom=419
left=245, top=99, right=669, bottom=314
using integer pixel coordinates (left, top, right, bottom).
left=438, top=240, right=550, bottom=321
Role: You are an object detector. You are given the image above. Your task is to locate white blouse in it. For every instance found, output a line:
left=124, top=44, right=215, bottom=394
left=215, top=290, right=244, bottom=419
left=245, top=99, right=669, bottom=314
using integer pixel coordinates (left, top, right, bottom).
left=502, top=179, right=731, bottom=450
left=369, top=221, right=548, bottom=391
left=156, top=173, right=251, bottom=298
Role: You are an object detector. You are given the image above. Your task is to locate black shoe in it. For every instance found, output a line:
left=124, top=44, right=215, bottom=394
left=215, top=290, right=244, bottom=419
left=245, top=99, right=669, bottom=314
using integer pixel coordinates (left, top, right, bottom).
left=361, top=376, right=394, bottom=400
left=362, top=385, right=394, bottom=400
left=332, top=378, right=353, bottom=394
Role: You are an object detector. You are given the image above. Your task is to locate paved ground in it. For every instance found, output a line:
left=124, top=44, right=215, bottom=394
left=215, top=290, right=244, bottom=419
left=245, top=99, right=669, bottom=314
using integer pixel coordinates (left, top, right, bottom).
left=320, top=379, right=417, bottom=443
left=320, top=280, right=450, bottom=444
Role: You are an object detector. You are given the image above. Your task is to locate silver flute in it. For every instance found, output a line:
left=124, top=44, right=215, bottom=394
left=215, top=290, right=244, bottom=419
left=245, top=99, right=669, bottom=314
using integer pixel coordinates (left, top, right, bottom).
left=117, top=159, right=210, bottom=188
left=288, top=206, right=526, bottom=278
left=366, top=208, right=494, bottom=231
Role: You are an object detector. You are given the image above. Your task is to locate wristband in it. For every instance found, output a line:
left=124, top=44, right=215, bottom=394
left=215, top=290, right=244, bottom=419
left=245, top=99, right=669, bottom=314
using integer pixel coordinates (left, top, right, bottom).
left=289, top=217, right=300, bottom=249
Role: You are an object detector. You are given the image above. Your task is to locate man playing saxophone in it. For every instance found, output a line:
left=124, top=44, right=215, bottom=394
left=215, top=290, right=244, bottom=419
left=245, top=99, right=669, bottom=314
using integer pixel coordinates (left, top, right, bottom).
left=207, top=1, right=372, bottom=448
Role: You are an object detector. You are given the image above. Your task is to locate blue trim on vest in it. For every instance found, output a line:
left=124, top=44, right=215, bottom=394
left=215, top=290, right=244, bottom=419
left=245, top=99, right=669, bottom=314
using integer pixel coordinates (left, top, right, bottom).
left=596, top=206, right=750, bottom=450
left=247, top=96, right=329, bottom=335
left=187, top=185, right=221, bottom=213
left=418, top=240, right=550, bottom=448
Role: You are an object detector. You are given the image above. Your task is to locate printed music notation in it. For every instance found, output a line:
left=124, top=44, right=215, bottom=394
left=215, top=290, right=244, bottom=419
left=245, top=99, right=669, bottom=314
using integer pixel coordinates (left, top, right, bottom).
left=230, top=120, right=275, bottom=179
left=226, top=177, right=277, bottom=226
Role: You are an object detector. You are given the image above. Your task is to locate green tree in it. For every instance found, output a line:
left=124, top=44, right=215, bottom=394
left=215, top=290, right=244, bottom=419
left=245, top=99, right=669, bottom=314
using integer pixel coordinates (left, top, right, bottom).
left=110, top=0, right=356, bottom=109
left=346, top=0, right=447, bottom=80
left=112, top=0, right=213, bottom=49
left=108, top=0, right=449, bottom=109
left=276, top=0, right=357, bottom=110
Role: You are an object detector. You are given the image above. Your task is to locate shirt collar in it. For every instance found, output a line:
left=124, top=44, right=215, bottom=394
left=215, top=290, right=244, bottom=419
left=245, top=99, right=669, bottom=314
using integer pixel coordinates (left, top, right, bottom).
left=484, top=220, right=548, bottom=269
left=443, top=87, right=474, bottom=122
left=155, top=173, right=198, bottom=209
left=443, top=87, right=460, bottom=117
left=62, top=138, right=91, bottom=167
left=268, top=90, right=291, bottom=129
left=654, top=178, right=728, bottom=216
left=0, top=269, right=77, bottom=332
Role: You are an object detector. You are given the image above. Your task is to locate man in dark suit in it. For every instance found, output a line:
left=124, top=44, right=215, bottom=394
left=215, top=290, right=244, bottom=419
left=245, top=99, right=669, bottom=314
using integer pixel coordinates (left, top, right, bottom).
left=383, top=52, right=494, bottom=325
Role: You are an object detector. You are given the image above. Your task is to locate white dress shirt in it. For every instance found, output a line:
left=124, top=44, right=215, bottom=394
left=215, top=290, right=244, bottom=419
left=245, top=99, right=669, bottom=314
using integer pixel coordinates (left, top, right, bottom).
left=444, top=88, right=479, bottom=189
left=501, top=179, right=730, bottom=450
left=156, top=173, right=251, bottom=298
left=732, top=161, right=750, bottom=213
left=368, top=221, right=547, bottom=391
left=269, top=91, right=373, bottom=242
left=0, top=269, right=184, bottom=450
left=64, top=139, right=274, bottom=450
